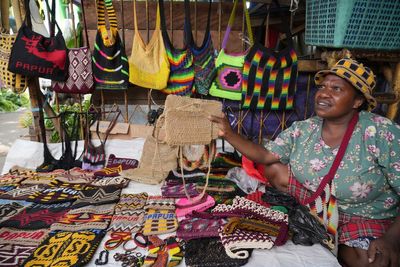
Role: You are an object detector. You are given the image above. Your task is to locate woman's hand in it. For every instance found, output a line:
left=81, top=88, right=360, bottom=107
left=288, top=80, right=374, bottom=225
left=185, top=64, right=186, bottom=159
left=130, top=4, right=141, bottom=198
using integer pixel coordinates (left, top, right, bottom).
left=367, top=235, right=399, bottom=267
left=208, top=114, right=234, bottom=139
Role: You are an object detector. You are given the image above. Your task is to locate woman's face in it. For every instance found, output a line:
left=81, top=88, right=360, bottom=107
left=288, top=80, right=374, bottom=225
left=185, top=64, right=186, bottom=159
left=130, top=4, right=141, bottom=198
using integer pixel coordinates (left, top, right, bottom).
left=314, top=74, right=364, bottom=120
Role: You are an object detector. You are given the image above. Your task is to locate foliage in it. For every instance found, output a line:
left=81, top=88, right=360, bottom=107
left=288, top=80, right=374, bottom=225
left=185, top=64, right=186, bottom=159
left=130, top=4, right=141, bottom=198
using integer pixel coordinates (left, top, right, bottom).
left=0, top=89, right=30, bottom=112
left=19, top=98, right=91, bottom=143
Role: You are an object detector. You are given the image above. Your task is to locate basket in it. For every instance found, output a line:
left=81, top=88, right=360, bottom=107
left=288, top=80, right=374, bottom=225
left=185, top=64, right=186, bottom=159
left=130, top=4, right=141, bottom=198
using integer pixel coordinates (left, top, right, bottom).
left=305, top=0, right=400, bottom=51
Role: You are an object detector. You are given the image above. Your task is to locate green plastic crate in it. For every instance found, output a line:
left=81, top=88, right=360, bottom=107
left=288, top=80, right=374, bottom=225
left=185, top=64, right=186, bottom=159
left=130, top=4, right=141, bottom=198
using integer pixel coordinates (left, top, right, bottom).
left=305, top=0, right=400, bottom=50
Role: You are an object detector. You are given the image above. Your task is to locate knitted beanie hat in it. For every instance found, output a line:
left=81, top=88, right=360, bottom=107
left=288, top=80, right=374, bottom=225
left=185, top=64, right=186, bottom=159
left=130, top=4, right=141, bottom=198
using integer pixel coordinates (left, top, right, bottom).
left=108, top=209, right=145, bottom=232
left=50, top=204, right=115, bottom=231
left=0, top=201, right=32, bottom=224
left=144, top=196, right=176, bottom=210
left=161, top=183, right=199, bottom=198
left=0, top=184, right=47, bottom=201
left=115, top=193, right=148, bottom=212
left=0, top=184, right=17, bottom=194
left=22, top=229, right=105, bottom=267
left=0, top=228, right=49, bottom=246
left=0, top=202, right=72, bottom=229
left=94, top=154, right=139, bottom=178
left=0, top=174, right=25, bottom=185
left=54, top=167, right=95, bottom=184
left=218, top=227, right=274, bottom=259
left=72, top=185, right=122, bottom=209
left=27, top=186, right=81, bottom=204
left=0, top=244, right=37, bottom=267
left=142, top=209, right=178, bottom=236
left=89, top=176, right=129, bottom=188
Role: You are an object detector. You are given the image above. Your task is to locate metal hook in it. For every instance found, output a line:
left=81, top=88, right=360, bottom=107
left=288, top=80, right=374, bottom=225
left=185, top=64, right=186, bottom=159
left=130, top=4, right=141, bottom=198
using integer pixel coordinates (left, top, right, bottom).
left=95, top=250, right=109, bottom=265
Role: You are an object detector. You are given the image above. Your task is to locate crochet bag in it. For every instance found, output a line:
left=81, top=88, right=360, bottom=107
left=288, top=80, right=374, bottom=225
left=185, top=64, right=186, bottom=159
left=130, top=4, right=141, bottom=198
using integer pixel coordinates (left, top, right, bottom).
left=241, top=10, right=298, bottom=111
left=185, top=237, right=250, bottom=267
left=289, top=112, right=359, bottom=249
left=120, top=132, right=178, bottom=185
left=8, top=0, right=68, bottom=81
left=159, top=0, right=194, bottom=96
left=51, top=0, right=94, bottom=94
left=160, top=95, right=221, bottom=202
left=209, top=0, right=253, bottom=100
left=128, top=0, right=170, bottom=89
left=92, top=0, right=129, bottom=90
left=162, top=95, right=221, bottom=145
left=187, top=0, right=216, bottom=95
left=36, top=112, right=82, bottom=173
left=82, top=109, right=121, bottom=171
left=0, top=0, right=27, bottom=93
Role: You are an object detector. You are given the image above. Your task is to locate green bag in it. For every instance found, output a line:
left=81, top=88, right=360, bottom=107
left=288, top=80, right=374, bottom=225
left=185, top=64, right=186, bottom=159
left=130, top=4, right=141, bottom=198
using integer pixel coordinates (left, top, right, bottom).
left=209, top=0, right=253, bottom=100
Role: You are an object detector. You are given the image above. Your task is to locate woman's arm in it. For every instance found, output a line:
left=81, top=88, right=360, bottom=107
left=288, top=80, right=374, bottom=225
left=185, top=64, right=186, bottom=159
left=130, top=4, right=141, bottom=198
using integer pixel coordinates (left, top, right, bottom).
left=367, top=216, right=400, bottom=266
left=209, top=114, right=280, bottom=165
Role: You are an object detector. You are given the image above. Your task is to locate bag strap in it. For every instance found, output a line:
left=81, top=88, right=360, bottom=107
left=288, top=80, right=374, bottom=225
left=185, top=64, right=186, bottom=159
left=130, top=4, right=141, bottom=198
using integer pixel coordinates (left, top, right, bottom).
left=304, top=112, right=359, bottom=204
left=222, top=0, right=253, bottom=50
left=31, top=0, right=61, bottom=37
left=96, top=0, right=118, bottom=32
left=80, top=0, right=90, bottom=47
left=1, top=0, right=10, bottom=33
left=186, top=0, right=212, bottom=47
left=134, top=0, right=160, bottom=33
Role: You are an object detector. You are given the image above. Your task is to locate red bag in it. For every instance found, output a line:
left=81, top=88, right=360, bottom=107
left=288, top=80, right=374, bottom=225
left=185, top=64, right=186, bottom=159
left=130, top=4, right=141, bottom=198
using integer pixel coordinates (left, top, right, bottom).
left=8, top=0, right=68, bottom=81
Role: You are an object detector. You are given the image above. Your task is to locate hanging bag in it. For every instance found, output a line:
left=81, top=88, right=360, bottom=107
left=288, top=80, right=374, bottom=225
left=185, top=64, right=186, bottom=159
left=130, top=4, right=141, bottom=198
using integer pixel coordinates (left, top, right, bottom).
left=241, top=7, right=298, bottom=110
left=209, top=0, right=253, bottom=100
left=82, top=107, right=121, bottom=171
left=36, top=111, right=82, bottom=172
left=159, top=0, right=194, bottom=96
left=92, top=0, right=129, bottom=90
left=52, top=0, right=94, bottom=94
left=0, top=0, right=28, bottom=93
left=128, top=0, right=170, bottom=90
left=187, top=0, right=216, bottom=96
left=289, top=112, right=359, bottom=251
left=8, top=0, right=68, bottom=81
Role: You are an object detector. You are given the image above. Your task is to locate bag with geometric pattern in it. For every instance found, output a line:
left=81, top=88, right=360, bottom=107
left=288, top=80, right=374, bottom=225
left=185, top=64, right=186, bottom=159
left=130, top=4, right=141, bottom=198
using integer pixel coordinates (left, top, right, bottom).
left=51, top=0, right=94, bottom=94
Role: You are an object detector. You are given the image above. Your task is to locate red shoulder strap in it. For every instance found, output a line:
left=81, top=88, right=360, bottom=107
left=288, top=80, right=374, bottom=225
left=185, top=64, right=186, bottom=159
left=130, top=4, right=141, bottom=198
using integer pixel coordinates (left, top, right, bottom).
left=304, top=112, right=359, bottom=204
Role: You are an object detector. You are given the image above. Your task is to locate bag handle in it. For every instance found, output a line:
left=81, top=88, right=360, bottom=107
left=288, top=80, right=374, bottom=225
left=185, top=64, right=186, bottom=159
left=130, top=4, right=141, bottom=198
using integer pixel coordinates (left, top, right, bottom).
left=24, top=0, right=61, bottom=37
left=1, top=0, right=10, bottom=33
left=80, top=0, right=90, bottom=47
left=96, top=0, right=118, bottom=45
left=186, top=0, right=212, bottom=47
left=222, top=0, right=253, bottom=50
left=133, top=0, right=160, bottom=33
left=304, top=112, right=359, bottom=204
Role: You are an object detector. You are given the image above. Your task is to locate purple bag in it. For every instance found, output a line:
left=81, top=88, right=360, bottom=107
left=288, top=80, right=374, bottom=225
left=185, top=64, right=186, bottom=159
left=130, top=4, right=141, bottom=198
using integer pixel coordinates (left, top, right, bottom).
left=177, top=215, right=227, bottom=241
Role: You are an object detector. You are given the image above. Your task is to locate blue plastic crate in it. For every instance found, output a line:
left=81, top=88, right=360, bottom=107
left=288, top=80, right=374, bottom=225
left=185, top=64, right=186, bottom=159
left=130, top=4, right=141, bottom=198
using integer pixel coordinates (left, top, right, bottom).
left=305, top=0, right=400, bottom=50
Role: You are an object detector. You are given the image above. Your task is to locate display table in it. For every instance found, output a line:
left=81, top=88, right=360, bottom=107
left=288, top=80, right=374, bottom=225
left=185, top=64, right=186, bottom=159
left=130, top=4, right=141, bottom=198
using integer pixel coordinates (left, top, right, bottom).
left=2, top=139, right=341, bottom=267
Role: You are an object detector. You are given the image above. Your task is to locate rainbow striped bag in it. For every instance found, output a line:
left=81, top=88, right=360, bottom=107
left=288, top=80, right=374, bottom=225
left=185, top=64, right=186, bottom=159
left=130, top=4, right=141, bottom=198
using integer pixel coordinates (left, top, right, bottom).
left=92, top=0, right=129, bottom=90
left=159, top=0, right=194, bottom=96
left=241, top=18, right=298, bottom=110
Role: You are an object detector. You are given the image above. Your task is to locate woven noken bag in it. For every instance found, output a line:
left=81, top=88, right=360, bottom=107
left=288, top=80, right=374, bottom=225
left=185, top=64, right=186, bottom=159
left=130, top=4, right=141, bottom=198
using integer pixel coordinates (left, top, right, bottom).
left=120, top=131, right=178, bottom=185
left=159, top=94, right=222, bottom=203
left=0, top=2, right=28, bottom=93
left=163, top=95, right=222, bottom=146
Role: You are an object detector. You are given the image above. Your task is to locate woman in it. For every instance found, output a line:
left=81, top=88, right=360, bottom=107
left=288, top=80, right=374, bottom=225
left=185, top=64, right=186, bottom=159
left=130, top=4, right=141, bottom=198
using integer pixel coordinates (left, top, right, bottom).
left=210, top=58, right=400, bottom=267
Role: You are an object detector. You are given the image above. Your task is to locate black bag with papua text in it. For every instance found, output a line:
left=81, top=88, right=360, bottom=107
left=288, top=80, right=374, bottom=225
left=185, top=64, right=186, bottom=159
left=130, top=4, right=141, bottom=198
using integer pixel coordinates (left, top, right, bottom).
left=8, top=0, right=68, bottom=81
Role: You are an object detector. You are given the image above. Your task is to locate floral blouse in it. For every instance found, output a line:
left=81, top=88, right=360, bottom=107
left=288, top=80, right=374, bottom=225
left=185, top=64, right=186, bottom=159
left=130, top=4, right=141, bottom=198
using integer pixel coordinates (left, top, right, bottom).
left=264, top=111, right=400, bottom=219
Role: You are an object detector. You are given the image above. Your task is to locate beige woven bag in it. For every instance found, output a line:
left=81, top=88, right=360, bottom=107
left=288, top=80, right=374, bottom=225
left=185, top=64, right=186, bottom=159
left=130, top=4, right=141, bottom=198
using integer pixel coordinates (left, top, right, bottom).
left=160, top=95, right=223, bottom=202
left=0, top=0, right=28, bottom=93
left=163, top=95, right=222, bottom=145
left=120, top=127, right=178, bottom=185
